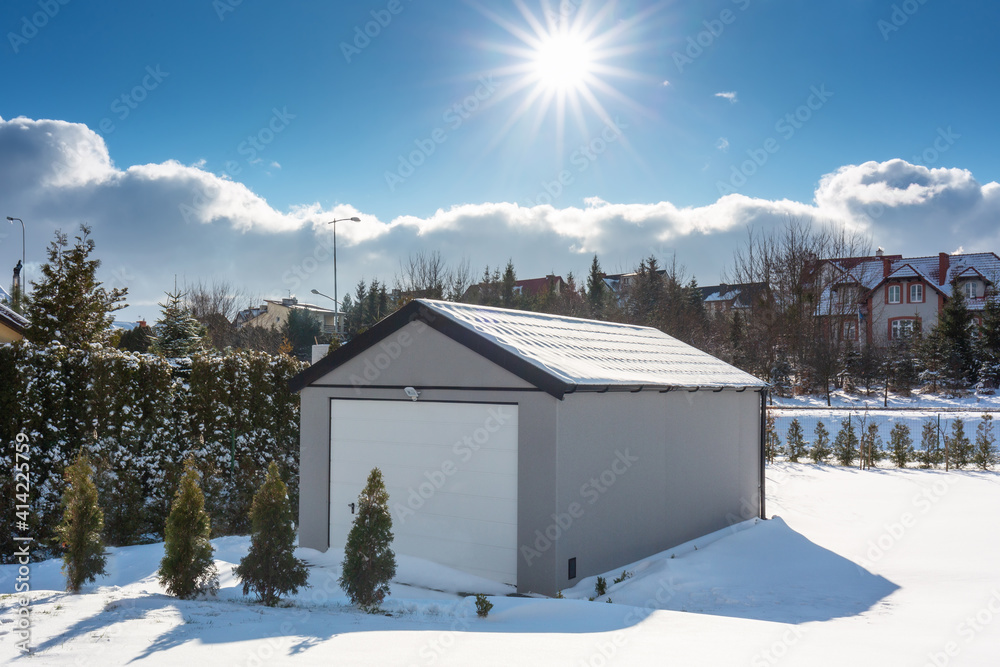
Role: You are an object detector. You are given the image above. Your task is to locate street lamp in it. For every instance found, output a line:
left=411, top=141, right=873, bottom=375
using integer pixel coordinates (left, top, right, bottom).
left=309, top=288, right=341, bottom=307
left=323, top=216, right=360, bottom=334
left=6, top=217, right=24, bottom=307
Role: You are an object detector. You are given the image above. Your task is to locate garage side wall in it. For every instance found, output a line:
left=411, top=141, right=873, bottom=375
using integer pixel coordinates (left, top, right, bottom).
left=550, top=389, right=762, bottom=593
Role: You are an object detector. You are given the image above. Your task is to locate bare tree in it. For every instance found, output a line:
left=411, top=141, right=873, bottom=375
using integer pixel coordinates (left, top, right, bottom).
left=395, top=251, right=474, bottom=303
left=183, top=279, right=259, bottom=350
left=396, top=251, right=447, bottom=299
left=725, top=217, right=870, bottom=400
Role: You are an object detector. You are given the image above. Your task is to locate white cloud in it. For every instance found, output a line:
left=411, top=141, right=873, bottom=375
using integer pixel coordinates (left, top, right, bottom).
left=3, top=116, right=999, bottom=317
left=714, top=91, right=738, bottom=103
left=715, top=137, right=730, bottom=152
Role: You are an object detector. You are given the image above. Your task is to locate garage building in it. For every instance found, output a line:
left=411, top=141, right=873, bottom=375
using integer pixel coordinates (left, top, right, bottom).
left=290, top=299, right=767, bottom=596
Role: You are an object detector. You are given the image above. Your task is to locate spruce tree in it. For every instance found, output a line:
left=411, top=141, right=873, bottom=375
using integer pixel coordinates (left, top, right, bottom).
left=501, top=259, right=517, bottom=308
left=888, top=423, right=913, bottom=468
left=159, top=459, right=219, bottom=599
left=946, top=418, right=973, bottom=469
left=152, top=289, right=207, bottom=358
left=936, top=280, right=976, bottom=391
left=976, top=290, right=1000, bottom=389
left=811, top=421, right=831, bottom=463
left=919, top=420, right=942, bottom=468
left=785, top=419, right=806, bottom=463
left=586, top=255, right=606, bottom=318
left=764, top=414, right=781, bottom=463
left=56, top=453, right=107, bottom=593
left=973, top=414, right=996, bottom=470
left=833, top=419, right=858, bottom=467
left=339, top=467, right=396, bottom=612
left=235, top=462, right=310, bottom=606
left=24, top=225, right=128, bottom=347
left=284, top=307, right=321, bottom=362
left=861, top=422, right=883, bottom=468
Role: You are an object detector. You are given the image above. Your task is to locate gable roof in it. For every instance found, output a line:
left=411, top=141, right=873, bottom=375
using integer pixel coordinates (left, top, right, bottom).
left=290, top=299, right=765, bottom=397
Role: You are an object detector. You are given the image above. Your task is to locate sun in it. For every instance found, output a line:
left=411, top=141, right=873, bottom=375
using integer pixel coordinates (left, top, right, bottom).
left=475, top=1, right=653, bottom=154
left=532, top=30, right=595, bottom=92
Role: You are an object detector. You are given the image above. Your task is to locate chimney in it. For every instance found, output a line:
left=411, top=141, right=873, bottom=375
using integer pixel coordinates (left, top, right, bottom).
left=939, top=253, right=950, bottom=285
left=138, top=320, right=147, bottom=328
left=876, top=247, right=884, bottom=257
left=882, top=256, right=891, bottom=278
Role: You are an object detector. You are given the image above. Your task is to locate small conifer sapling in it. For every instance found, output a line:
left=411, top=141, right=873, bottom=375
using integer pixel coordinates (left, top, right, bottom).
left=158, top=458, right=219, bottom=599
left=339, top=468, right=397, bottom=612
left=889, top=423, right=913, bottom=468
left=56, top=452, right=107, bottom=593
left=235, top=461, right=310, bottom=606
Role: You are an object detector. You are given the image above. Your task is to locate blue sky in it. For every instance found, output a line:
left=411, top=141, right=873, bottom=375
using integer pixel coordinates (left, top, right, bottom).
left=2, top=0, right=1000, bottom=319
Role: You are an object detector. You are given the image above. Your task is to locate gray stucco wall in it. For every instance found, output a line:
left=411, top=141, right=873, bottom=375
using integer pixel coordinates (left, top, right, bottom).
left=297, top=321, right=560, bottom=594
left=548, top=388, right=762, bottom=593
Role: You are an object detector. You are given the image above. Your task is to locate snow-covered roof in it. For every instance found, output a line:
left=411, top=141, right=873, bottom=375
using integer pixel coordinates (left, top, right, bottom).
left=816, top=252, right=1000, bottom=315
left=291, top=299, right=765, bottom=397
left=0, top=300, right=28, bottom=334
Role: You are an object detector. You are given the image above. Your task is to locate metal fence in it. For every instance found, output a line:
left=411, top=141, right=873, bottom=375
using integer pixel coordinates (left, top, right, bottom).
left=769, top=407, right=998, bottom=468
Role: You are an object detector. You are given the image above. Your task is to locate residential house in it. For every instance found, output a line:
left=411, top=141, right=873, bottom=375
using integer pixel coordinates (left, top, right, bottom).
left=236, top=297, right=340, bottom=335
left=0, top=301, right=27, bottom=343
left=699, top=283, right=768, bottom=317
left=460, top=274, right=568, bottom=303
left=813, top=250, right=1000, bottom=345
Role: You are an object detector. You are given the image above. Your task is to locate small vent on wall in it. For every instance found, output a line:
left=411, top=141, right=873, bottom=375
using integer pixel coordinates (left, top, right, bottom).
left=568, top=557, right=577, bottom=580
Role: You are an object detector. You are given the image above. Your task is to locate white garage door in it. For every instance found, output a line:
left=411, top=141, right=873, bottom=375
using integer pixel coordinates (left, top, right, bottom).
left=330, top=399, right=518, bottom=585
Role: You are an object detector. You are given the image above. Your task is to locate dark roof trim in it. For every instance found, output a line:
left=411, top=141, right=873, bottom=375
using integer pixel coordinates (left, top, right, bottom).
left=305, top=384, right=545, bottom=393
left=288, top=300, right=574, bottom=398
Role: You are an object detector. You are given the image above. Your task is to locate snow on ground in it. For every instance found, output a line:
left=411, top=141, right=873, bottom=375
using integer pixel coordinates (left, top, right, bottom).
left=3, top=464, right=1000, bottom=665
left=772, top=388, right=1000, bottom=411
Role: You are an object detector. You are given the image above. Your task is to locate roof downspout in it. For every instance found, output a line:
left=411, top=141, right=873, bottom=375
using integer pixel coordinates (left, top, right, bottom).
left=759, top=388, right=768, bottom=520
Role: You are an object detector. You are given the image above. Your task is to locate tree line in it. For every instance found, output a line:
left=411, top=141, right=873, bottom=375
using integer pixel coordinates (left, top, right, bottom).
left=339, top=221, right=1000, bottom=403
left=2, top=225, right=303, bottom=562
left=768, top=415, right=997, bottom=470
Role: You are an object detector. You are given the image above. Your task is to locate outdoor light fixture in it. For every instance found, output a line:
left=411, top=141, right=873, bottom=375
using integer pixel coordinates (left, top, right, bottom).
left=323, top=216, right=362, bottom=335
left=404, top=386, right=420, bottom=401
left=309, top=288, right=340, bottom=306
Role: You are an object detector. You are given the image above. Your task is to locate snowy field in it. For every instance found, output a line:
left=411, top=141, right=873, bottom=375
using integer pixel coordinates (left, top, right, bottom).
left=3, top=463, right=1000, bottom=666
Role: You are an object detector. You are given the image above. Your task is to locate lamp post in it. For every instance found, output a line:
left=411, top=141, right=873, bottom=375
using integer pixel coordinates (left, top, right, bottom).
left=6, top=216, right=24, bottom=307
left=310, top=288, right=343, bottom=340
left=323, top=217, right=360, bottom=334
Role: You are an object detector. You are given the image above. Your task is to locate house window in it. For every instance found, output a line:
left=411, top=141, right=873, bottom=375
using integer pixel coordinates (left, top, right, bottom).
left=843, top=320, right=857, bottom=340
left=909, top=284, right=923, bottom=303
left=963, top=281, right=977, bottom=299
left=890, top=318, right=916, bottom=340
left=887, top=284, right=901, bottom=304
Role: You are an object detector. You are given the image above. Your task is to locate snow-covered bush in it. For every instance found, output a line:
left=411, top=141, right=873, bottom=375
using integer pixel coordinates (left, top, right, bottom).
left=0, top=340, right=304, bottom=561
